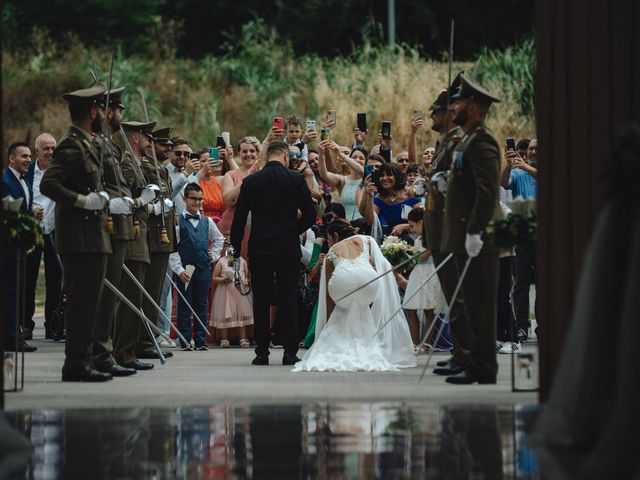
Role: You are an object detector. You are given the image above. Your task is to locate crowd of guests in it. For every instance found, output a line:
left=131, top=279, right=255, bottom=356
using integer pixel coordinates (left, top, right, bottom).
left=3, top=102, right=537, bottom=372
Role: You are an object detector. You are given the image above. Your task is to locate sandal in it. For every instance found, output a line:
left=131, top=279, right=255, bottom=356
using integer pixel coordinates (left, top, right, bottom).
left=239, top=339, right=251, bottom=348
left=220, top=339, right=230, bottom=348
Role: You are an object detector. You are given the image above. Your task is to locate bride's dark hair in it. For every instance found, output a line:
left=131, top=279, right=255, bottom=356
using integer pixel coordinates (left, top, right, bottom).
left=327, top=218, right=357, bottom=240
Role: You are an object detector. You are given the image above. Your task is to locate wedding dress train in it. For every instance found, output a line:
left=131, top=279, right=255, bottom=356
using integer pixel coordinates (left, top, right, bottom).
left=293, top=235, right=416, bottom=372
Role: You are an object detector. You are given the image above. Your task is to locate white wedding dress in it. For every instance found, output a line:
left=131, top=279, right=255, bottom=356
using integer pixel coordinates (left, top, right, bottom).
left=293, top=235, right=416, bottom=372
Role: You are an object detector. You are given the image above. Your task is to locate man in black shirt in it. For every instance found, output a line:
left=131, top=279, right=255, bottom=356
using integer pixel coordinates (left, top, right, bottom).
left=231, top=141, right=316, bottom=366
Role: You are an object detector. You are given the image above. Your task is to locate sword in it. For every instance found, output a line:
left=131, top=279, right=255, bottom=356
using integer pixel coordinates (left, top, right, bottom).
left=419, top=255, right=472, bottom=381
left=104, top=279, right=166, bottom=364
left=334, top=248, right=425, bottom=303
left=121, top=264, right=193, bottom=349
left=373, top=253, right=453, bottom=337
left=165, top=273, right=212, bottom=337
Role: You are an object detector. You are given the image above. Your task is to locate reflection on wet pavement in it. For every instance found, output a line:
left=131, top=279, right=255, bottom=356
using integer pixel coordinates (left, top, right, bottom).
left=2, top=403, right=540, bottom=479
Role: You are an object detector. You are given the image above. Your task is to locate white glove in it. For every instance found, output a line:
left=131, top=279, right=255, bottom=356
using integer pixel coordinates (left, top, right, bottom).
left=465, top=233, right=484, bottom=258
left=151, top=198, right=174, bottom=215
left=431, top=171, right=450, bottom=194
left=108, top=197, right=134, bottom=215
left=137, top=187, right=157, bottom=206
left=80, top=191, right=109, bottom=210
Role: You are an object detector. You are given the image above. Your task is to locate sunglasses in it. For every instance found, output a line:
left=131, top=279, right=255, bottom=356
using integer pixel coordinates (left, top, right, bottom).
left=173, top=151, right=190, bottom=157
left=289, top=152, right=302, bottom=159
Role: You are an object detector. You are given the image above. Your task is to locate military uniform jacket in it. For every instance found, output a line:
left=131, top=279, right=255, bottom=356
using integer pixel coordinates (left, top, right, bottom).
left=121, top=152, right=151, bottom=264
left=93, top=134, right=134, bottom=241
left=40, top=125, right=112, bottom=255
left=140, top=156, right=177, bottom=254
left=423, top=126, right=463, bottom=251
left=441, top=122, right=501, bottom=255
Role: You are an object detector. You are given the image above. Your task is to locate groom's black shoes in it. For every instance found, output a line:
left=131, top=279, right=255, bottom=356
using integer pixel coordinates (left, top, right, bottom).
left=445, top=370, right=497, bottom=385
left=433, top=358, right=464, bottom=376
left=436, top=357, right=453, bottom=367
left=282, top=353, right=301, bottom=365
left=252, top=355, right=269, bottom=366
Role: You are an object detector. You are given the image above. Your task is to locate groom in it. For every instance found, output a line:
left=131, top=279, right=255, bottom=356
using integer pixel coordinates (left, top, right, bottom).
left=231, top=140, right=316, bottom=365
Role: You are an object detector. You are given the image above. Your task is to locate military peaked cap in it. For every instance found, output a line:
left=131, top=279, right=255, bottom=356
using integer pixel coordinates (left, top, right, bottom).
left=429, top=72, right=465, bottom=111
left=152, top=127, right=174, bottom=145
left=450, top=73, right=501, bottom=105
left=62, top=84, right=107, bottom=107
left=105, top=87, right=126, bottom=109
left=121, top=121, right=157, bottom=139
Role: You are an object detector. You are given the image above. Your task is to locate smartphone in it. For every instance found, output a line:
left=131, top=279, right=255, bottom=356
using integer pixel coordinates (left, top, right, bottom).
left=320, top=128, right=330, bottom=141
left=506, top=137, right=516, bottom=151
left=357, top=113, right=367, bottom=132
left=216, top=135, right=225, bottom=149
left=306, top=119, right=316, bottom=132
left=326, top=110, right=336, bottom=126
left=363, top=163, right=375, bottom=178
left=381, top=121, right=392, bottom=139
left=221, top=131, right=231, bottom=148
left=273, top=116, right=284, bottom=130
left=189, top=152, right=200, bottom=160
left=411, top=108, right=423, bottom=120
left=209, top=147, right=219, bottom=160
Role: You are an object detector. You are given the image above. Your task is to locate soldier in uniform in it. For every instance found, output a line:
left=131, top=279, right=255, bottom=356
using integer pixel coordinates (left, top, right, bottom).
left=149, top=127, right=174, bottom=164
left=113, top=121, right=158, bottom=370
left=91, top=88, right=156, bottom=376
left=441, top=74, right=502, bottom=384
left=136, top=128, right=178, bottom=359
left=422, top=84, right=476, bottom=378
left=40, top=85, right=113, bottom=382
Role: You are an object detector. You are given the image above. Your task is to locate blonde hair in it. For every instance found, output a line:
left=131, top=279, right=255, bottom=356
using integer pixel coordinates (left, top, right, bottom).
left=235, top=136, right=261, bottom=153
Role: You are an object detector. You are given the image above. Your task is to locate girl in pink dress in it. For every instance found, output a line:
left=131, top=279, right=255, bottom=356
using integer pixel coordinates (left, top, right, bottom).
left=210, top=252, right=254, bottom=347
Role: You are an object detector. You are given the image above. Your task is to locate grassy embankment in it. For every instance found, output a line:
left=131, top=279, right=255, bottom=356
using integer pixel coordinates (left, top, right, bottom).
left=4, top=24, right=535, bottom=157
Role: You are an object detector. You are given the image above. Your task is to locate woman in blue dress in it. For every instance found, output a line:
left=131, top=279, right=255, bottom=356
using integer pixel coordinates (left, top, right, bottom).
left=359, top=162, right=421, bottom=237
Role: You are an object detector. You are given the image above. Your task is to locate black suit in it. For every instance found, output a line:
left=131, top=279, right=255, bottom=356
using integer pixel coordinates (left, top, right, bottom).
left=2, top=168, right=33, bottom=348
left=231, top=161, right=316, bottom=357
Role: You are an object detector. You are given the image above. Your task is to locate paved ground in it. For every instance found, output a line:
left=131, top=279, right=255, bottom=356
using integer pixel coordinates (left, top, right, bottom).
left=4, top=319, right=538, bottom=410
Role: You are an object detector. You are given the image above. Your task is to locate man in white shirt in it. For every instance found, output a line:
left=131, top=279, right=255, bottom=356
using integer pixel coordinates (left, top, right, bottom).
left=169, top=182, right=224, bottom=350
left=25, top=133, right=64, bottom=340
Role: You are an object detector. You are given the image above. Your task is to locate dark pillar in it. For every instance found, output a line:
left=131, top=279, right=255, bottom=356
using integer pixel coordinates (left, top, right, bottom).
left=536, top=0, right=640, bottom=399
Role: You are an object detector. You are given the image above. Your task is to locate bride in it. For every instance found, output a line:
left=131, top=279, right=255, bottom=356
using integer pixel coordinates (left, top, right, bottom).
left=293, top=219, right=416, bottom=372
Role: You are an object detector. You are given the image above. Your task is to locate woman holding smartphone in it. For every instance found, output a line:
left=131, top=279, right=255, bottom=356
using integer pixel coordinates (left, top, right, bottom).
left=218, top=136, right=262, bottom=243
left=198, top=145, right=237, bottom=224
left=316, top=140, right=366, bottom=221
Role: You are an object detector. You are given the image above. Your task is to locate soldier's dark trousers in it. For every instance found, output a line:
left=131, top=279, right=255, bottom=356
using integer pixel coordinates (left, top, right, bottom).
left=455, top=253, right=499, bottom=376
left=92, top=239, right=128, bottom=368
left=137, top=252, right=169, bottom=355
left=114, top=260, right=147, bottom=364
left=61, top=253, right=108, bottom=369
left=433, top=250, right=474, bottom=367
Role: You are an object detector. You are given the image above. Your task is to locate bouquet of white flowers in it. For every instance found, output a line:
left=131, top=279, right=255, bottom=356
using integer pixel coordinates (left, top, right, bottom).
left=380, top=235, right=418, bottom=276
